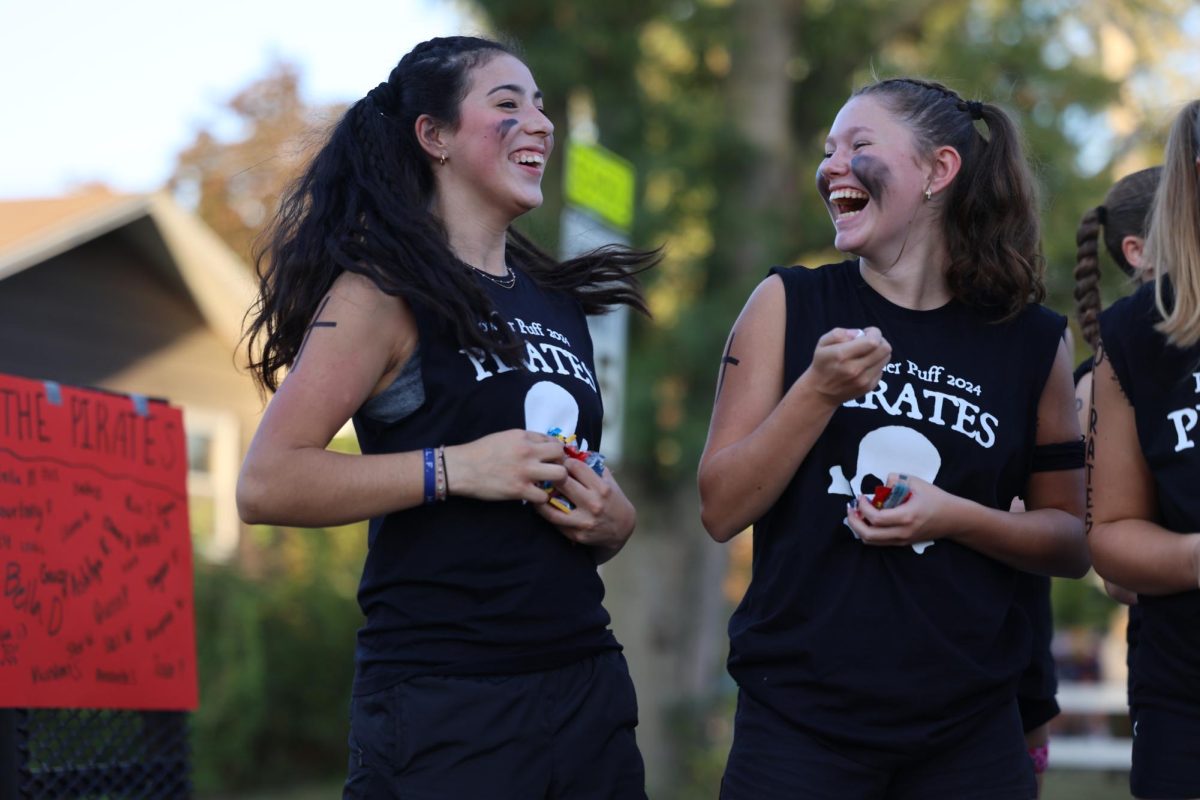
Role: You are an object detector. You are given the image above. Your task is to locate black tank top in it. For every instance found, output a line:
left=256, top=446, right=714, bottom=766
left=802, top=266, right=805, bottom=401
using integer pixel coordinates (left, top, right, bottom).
left=1100, top=280, right=1200, bottom=712
left=728, top=260, right=1065, bottom=755
left=351, top=267, right=619, bottom=694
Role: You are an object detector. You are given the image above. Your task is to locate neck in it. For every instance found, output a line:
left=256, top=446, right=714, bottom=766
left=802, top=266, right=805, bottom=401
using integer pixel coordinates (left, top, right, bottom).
left=432, top=190, right=513, bottom=275
left=857, top=232, right=952, bottom=310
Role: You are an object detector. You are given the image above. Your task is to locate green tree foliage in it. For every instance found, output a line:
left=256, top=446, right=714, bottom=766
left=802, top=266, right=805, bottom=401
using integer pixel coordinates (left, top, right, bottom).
left=191, top=526, right=364, bottom=792
left=169, top=61, right=343, bottom=264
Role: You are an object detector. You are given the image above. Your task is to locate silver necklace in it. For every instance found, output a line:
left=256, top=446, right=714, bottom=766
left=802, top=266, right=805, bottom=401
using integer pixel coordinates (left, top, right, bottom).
left=471, top=264, right=517, bottom=289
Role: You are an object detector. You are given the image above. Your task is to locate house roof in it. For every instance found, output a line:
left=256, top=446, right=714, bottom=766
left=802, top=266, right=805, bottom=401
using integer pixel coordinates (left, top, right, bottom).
left=0, top=188, right=257, bottom=349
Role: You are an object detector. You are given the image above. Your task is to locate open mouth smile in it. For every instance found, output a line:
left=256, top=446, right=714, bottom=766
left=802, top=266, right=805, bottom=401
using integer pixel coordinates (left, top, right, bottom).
left=510, top=150, right=546, bottom=173
left=829, top=188, right=869, bottom=219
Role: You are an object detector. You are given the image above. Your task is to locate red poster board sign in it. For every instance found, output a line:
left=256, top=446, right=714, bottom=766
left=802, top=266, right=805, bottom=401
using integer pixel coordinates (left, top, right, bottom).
left=0, top=372, right=197, bottom=710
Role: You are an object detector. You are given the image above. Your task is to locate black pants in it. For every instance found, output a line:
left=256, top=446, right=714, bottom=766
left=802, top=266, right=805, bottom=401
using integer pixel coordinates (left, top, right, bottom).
left=1130, top=704, right=1200, bottom=799
left=720, top=689, right=1035, bottom=800
left=344, top=651, right=646, bottom=799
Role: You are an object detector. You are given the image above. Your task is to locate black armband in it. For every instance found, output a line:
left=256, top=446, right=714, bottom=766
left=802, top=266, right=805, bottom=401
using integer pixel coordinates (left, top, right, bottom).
left=1030, top=439, right=1085, bottom=472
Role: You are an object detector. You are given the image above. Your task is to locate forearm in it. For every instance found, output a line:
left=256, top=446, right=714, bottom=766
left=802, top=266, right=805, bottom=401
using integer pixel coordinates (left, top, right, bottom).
left=1090, top=520, right=1200, bottom=595
left=238, top=446, right=424, bottom=527
left=946, top=497, right=1089, bottom=577
left=699, top=374, right=838, bottom=541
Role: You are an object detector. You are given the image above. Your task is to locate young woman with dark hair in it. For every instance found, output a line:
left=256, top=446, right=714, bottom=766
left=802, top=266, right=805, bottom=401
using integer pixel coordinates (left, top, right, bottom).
left=699, top=77, right=1088, bottom=798
left=1089, top=99, right=1200, bottom=800
left=1069, top=167, right=1162, bottom=741
left=1074, top=165, right=1163, bottom=408
left=237, top=35, right=654, bottom=799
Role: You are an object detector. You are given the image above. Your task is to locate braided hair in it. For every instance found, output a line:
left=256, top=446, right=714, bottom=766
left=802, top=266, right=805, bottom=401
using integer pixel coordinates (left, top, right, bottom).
left=852, top=78, right=1043, bottom=320
left=1072, top=167, right=1161, bottom=350
left=246, top=36, right=654, bottom=392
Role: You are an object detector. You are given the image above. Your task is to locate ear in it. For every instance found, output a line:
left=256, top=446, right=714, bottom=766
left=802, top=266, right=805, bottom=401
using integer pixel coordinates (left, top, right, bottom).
left=1122, top=234, right=1148, bottom=272
left=414, top=114, right=449, bottom=162
left=927, top=145, right=962, bottom=196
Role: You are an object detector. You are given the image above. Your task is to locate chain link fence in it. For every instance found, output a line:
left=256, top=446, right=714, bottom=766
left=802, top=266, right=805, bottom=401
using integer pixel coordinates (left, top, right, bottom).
left=1, top=709, right=190, bottom=799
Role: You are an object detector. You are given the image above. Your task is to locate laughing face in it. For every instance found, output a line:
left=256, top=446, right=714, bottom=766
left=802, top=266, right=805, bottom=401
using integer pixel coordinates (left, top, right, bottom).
left=441, top=53, right=555, bottom=223
left=817, top=95, right=933, bottom=261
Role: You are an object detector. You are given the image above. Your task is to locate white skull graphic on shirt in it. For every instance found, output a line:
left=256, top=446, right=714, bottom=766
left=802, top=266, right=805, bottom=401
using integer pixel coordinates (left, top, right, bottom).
left=827, top=425, right=941, bottom=554
left=524, top=380, right=587, bottom=451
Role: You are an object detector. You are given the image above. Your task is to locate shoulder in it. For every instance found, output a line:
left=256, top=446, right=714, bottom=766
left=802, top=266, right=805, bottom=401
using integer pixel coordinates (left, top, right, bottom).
left=1098, top=283, right=1166, bottom=374
left=743, top=261, right=852, bottom=315
left=325, top=270, right=417, bottom=363
left=768, top=259, right=856, bottom=290
left=1013, top=302, right=1067, bottom=335
left=1000, top=304, right=1069, bottom=392
left=1100, top=281, right=1159, bottom=338
left=328, top=270, right=406, bottom=315
left=997, top=303, right=1066, bottom=356
left=765, top=260, right=857, bottom=322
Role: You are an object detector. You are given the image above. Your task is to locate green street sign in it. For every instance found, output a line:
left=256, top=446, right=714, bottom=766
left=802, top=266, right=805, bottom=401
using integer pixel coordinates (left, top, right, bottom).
left=564, top=141, right=635, bottom=234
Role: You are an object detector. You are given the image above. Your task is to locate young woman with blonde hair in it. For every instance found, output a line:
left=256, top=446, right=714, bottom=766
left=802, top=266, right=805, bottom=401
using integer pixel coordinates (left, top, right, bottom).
left=1088, top=98, right=1200, bottom=800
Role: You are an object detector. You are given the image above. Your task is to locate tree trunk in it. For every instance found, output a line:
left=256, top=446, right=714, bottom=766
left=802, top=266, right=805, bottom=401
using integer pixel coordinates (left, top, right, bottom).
left=601, top=480, right=730, bottom=794
left=726, top=0, right=802, bottom=280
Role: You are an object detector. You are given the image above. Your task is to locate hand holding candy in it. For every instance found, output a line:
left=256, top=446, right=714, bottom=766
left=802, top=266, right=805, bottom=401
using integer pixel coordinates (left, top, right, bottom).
left=542, top=428, right=606, bottom=513
left=849, top=475, right=943, bottom=554
left=871, top=481, right=911, bottom=510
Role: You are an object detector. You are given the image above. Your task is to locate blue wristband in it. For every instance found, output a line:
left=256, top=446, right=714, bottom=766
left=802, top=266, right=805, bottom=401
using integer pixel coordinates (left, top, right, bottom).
left=422, top=447, right=436, bottom=505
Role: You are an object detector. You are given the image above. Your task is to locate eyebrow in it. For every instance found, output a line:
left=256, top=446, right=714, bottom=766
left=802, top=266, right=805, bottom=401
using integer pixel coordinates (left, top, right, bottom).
left=487, top=83, right=544, bottom=101
left=825, top=125, right=874, bottom=145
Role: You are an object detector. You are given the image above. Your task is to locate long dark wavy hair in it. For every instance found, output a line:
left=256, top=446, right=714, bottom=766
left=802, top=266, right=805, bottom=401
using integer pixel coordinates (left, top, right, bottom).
left=1072, top=166, right=1161, bottom=349
left=853, top=78, right=1044, bottom=320
left=245, top=36, right=655, bottom=392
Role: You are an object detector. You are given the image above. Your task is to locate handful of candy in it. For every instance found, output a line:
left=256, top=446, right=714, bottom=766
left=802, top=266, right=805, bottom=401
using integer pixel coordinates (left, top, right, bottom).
left=543, top=427, right=606, bottom=512
left=870, top=481, right=911, bottom=510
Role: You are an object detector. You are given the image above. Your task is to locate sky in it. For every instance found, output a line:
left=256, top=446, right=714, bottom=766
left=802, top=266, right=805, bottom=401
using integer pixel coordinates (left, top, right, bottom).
left=0, top=0, right=471, bottom=199
left=3, top=2, right=1198, bottom=201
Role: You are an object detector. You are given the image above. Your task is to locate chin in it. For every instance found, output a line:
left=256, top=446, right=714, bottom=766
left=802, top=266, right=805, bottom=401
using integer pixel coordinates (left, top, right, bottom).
left=833, top=233, right=866, bottom=255
left=515, top=193, right=544, bottom=213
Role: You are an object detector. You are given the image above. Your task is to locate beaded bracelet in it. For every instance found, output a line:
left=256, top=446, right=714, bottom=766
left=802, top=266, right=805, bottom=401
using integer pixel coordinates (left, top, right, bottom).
left=422, top=447, right=437, bottom=505
left=434, top=445, right=448, bottom=502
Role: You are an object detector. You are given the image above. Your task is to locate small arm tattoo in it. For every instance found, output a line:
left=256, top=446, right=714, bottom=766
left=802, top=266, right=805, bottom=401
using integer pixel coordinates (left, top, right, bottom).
left=294, top=295, right=337, bottom=367
left=716, top=332, right=740, bottom=399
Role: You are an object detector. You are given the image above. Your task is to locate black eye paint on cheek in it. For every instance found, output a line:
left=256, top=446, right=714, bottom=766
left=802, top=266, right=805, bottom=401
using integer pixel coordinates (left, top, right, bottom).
left=496, top=119, right=518, bottom=139
left=851, top=155, right=891, bottom=207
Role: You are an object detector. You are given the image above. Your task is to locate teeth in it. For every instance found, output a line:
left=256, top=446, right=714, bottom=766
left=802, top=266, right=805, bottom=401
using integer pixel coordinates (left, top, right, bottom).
left=512, top=152, right=544, bottom=166
left=829, top=188, right=868, bottom=201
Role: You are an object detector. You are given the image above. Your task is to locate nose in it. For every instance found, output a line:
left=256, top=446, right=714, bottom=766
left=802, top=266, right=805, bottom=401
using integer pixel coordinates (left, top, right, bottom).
left=819, top=149, right=848, bottom=180
left=526, top=106, right=554, bottom=139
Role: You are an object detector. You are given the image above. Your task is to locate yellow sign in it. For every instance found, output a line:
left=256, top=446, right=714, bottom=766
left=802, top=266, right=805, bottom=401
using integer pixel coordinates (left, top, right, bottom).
left=564, top=141, right=635, bottom=233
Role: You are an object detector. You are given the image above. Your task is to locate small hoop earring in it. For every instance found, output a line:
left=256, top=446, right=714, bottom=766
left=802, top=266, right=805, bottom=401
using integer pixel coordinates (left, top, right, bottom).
left=439, top=153, right=447, bottom=166
left=923, top=187, right=932, bottom=201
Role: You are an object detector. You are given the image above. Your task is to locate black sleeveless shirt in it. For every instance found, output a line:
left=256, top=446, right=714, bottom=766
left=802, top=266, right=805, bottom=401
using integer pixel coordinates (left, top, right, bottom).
left=351, top=268, right=619, bottom=695
left=1099, top=280, right=1200, bottom=712
left=728, top=261, right=1065, bottom=755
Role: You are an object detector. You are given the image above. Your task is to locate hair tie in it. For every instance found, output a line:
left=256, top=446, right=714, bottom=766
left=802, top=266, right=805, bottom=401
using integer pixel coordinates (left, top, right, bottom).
left=958, top=99, right=984, bottom=120
left=1096, top=205, right=1108, bottom=226
left=367, top=81, right=397, bottom=112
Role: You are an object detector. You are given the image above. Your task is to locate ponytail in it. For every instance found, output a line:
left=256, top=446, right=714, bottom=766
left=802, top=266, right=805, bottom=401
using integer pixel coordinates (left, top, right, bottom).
left=1073, top=206, right=1104, bottom=349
